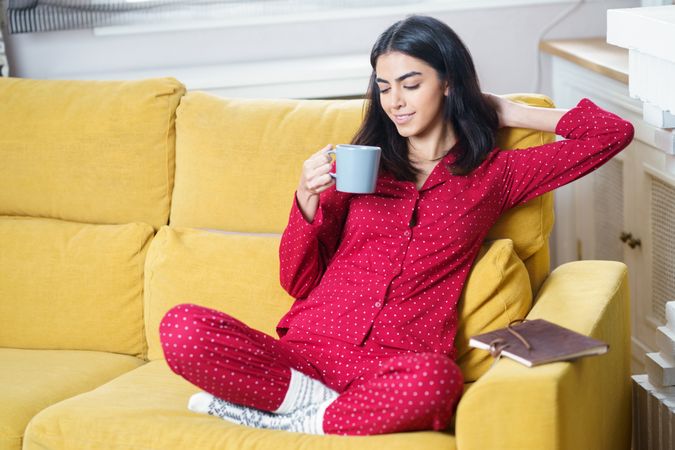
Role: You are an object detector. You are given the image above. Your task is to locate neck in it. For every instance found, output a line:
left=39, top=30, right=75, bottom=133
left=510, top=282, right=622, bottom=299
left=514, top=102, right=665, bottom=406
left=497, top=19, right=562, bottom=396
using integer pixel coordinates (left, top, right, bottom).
left=408, top=125, right=457, bottom=165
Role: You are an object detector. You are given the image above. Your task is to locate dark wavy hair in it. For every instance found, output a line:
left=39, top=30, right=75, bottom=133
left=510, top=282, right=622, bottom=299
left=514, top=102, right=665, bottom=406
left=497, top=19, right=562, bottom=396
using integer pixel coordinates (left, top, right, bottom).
left=351, top=15, right=499, bottom=180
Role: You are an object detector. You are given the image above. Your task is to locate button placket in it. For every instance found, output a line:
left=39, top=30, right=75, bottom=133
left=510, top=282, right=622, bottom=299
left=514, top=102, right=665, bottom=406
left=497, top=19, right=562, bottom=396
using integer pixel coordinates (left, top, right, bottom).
left=405, top=194, right=419, bottom=237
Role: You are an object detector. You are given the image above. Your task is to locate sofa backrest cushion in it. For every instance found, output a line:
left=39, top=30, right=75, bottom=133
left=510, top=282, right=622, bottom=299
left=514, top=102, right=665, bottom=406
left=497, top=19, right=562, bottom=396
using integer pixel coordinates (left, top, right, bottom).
left=169, top=92, right=364, bottom=233
left=170, top=92, right=554, bottom=291
left=143, top=227, right=532, bottom=379
left=144, top=226, right=292, bottom=360
left=486, top=94, right=557, bottom=296
left=0, top=216, right=153, bottom=357
left=0, top=77, right=185, bottom=230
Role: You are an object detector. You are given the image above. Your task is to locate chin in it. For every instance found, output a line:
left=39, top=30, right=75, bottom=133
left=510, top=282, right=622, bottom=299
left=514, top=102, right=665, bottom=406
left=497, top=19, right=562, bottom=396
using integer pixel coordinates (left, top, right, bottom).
left=394, top=125, right=415, bottom=137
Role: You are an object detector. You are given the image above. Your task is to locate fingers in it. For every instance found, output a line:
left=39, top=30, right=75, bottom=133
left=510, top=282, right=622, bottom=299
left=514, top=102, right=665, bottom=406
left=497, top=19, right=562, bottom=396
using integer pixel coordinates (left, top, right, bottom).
left=305, top=173, right=335, bottom=194
left=313, top=144, right=334, bottom=165
left=317, top=143, right=333, bottom=154
left=298, top=144, right=336, bottom=196
left=310, top=160, right=333, bottom=175
left=300, top=172, right=335, bottom=195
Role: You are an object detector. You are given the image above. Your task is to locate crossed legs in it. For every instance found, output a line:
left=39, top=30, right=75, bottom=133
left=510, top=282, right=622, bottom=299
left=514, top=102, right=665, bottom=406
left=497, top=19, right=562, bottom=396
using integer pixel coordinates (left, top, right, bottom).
left=160, top=303, right=464, bottom=436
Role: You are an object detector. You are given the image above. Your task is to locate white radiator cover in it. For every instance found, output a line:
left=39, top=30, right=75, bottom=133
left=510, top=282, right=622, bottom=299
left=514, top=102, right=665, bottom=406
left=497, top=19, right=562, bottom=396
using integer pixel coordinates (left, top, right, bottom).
left=633, top=374, right=675, bottom=450
left=650, top=177, right=675, bottom=323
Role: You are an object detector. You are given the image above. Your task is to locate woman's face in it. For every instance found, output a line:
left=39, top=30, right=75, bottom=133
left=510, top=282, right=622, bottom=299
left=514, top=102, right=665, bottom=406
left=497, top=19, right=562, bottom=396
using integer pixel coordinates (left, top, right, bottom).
left=375, top=51, right=449, bottom=139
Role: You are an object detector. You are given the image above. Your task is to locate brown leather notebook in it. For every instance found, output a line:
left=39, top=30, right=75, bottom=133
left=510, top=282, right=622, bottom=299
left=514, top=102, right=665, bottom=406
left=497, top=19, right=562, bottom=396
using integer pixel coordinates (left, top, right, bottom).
left=469, top=319, right=609, bottom=367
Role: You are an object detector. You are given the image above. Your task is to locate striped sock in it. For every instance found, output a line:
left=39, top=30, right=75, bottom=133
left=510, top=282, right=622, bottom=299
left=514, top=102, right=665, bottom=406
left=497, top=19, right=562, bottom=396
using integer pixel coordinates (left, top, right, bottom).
left=188, top=391, right=334, bottom=435
left=273, top=368, right=339, bottom=414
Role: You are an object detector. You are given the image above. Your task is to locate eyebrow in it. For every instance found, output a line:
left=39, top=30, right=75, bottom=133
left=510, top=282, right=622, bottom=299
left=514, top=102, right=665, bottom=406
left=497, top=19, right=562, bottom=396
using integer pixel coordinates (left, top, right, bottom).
left=375, top=71, right=423, bottom=84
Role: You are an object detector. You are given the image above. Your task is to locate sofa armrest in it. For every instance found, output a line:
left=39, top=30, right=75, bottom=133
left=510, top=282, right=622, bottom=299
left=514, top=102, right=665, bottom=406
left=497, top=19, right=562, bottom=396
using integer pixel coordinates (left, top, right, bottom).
left=455, top=260, right=631, bottom=450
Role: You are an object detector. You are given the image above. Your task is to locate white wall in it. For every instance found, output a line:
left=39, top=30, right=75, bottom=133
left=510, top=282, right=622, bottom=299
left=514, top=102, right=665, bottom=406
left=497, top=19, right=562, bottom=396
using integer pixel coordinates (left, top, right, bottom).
left=0, top=0, right=645, bottom=272
left=2, top=0, right=640, bottom=99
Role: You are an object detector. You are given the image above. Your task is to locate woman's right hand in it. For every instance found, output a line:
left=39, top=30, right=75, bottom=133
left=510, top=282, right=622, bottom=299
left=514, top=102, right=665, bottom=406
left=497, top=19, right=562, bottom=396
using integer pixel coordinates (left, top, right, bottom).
left=297, top=144, right=336, bottom=197
left=296, top=144, right=336, bottom=222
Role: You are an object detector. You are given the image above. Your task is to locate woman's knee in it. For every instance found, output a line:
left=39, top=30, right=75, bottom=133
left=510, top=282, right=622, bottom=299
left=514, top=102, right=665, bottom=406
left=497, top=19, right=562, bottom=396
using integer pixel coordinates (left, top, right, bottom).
left=404, top=353, right=464, bottom=411
left=159, top=303, right=213, bottom=372
left=160, top=303, right=203, bottom=339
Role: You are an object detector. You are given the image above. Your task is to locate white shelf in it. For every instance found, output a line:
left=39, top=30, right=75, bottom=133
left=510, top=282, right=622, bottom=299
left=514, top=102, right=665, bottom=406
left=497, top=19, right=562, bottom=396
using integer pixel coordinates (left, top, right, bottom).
left=607, top=6, right=675, bottom=63
left=607, top=5, right=675, bottom=121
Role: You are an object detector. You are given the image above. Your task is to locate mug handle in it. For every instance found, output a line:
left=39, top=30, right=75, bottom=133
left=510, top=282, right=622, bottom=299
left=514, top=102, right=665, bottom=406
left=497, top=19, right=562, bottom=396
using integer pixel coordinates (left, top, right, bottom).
left=326, top=149, right=337, bottom=179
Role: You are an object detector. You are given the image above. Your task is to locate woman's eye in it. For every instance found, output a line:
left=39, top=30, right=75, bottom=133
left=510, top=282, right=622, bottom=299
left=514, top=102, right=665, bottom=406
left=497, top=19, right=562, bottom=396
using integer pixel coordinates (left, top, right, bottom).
left=379, top=85, right=419, bottom=94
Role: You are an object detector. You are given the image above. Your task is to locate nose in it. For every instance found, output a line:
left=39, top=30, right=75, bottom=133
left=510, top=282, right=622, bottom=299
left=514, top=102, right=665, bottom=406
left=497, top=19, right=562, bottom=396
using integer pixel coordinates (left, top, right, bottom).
left=389, top=86, right=405, bottom=110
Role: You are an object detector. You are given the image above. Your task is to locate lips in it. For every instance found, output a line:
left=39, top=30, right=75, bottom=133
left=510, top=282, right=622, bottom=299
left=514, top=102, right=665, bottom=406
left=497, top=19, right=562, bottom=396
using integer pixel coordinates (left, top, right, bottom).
left=394, top=112, right=415, bottom=124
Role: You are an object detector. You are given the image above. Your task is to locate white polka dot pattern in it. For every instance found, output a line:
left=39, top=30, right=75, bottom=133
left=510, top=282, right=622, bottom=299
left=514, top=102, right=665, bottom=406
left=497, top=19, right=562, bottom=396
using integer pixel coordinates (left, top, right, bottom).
left=277, top=97, right=635, bottom=358
left=160, top=303, right=464, bottom=435
left=323, top=352, right=463, bottom=435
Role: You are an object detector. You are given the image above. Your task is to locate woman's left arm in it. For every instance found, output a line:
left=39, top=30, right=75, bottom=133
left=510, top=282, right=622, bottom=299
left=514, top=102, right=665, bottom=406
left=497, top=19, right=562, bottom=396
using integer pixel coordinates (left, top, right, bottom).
left=484, top=92, right=570, bottom=131
left=484, top=94, right=635, bottom=212
left=507, top=102, right=569, bottom=133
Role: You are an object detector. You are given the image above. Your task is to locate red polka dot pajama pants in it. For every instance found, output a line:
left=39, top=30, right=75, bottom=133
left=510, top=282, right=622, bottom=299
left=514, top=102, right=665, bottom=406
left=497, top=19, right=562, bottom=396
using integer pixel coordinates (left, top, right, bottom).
left=160, top=303, right=464, bottom=436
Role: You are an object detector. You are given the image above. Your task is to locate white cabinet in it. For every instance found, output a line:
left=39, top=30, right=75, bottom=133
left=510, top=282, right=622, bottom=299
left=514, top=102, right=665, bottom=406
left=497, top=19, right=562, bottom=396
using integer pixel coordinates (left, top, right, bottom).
left=548, top=52, right=675, bottom=374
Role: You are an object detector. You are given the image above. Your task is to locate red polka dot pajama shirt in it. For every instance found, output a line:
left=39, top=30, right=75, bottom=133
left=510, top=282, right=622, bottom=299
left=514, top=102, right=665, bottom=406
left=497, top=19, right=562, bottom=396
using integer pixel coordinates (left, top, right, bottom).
left=161, top=97, right=634, bottom=435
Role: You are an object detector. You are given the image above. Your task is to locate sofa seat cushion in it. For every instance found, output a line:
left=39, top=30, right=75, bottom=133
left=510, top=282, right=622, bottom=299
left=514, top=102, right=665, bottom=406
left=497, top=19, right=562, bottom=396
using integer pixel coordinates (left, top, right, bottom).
left=0, top=216, right=154, bottom=357
left=23, top=360, right=456, bottom=450
left=0, top=348, right=144, bottom=450
left=0, top=77, right=185, bottom=229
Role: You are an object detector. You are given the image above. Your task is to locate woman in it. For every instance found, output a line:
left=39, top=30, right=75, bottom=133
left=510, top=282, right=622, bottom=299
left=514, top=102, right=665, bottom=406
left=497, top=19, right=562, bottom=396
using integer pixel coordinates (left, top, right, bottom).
left=160, top=15, right=634, bottom=436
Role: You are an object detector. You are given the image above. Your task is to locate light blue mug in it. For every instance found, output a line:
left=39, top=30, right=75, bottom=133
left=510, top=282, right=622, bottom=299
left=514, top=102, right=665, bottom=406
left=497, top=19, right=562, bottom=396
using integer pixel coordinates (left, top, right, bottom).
left=327, top=144, right=382, bottom=194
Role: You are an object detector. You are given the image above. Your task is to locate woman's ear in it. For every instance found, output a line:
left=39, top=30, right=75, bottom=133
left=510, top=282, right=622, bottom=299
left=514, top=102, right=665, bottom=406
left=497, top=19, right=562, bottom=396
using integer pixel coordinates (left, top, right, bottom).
left=443, top=82, right=450, bottom=96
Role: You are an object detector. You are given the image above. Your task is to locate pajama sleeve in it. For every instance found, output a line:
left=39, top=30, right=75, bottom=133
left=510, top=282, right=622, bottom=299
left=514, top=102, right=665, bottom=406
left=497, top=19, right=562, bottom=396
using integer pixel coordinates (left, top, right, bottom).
left=279, top=165, right=352, bottom=299
left=498, top=97, right=635, bottom=212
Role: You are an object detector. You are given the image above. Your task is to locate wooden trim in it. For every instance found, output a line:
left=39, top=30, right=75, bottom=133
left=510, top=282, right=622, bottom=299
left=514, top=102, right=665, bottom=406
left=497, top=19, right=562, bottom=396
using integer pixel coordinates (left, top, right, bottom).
left=540, top=37, right=628, bottom=85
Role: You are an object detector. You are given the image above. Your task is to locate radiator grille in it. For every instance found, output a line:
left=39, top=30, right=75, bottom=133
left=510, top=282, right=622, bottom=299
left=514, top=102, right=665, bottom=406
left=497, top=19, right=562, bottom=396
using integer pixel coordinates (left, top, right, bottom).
left=651, top=177, right=675, bottom=324
left=633, top=374, right=675, bottom=450
left=594, top=158, right=624, bottom=262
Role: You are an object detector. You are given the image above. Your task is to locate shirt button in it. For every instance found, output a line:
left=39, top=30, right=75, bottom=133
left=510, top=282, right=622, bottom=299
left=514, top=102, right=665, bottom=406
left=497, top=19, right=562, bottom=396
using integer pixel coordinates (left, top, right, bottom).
left=404, top=231, right=410, bottom=236
left=375, top=302, right=382, bottom=308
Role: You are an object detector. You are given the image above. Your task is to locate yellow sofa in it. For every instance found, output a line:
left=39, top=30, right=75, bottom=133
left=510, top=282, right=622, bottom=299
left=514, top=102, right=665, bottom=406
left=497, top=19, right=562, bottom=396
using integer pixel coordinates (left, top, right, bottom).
left=0, top=76, right=631, bottom=450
